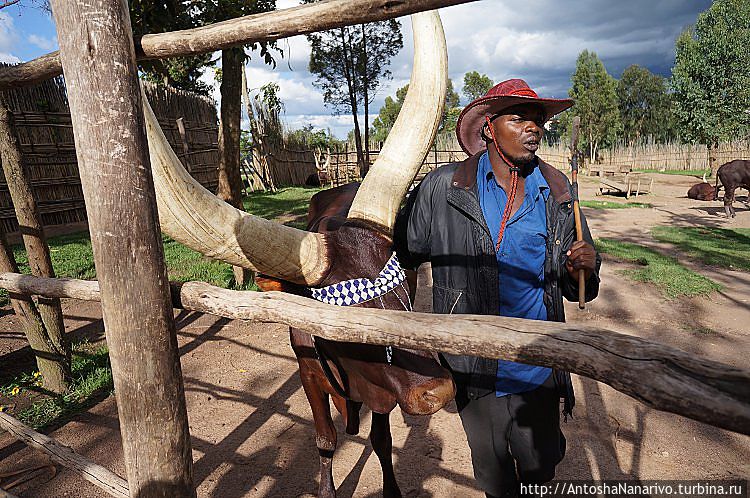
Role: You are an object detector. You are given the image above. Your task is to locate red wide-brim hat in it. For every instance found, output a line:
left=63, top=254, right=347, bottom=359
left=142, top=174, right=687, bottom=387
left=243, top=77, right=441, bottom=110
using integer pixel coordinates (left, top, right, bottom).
left=456, top=78, right=574, bottom=156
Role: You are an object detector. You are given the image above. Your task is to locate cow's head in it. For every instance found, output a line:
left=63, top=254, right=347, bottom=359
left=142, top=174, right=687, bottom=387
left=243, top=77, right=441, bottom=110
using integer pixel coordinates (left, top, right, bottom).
left=142, top=11, right=455, bottom=415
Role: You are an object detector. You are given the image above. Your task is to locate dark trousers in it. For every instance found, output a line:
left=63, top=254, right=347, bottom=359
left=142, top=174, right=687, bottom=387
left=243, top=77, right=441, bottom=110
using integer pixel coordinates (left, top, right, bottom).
left=456, top=373, right=565, bottom=498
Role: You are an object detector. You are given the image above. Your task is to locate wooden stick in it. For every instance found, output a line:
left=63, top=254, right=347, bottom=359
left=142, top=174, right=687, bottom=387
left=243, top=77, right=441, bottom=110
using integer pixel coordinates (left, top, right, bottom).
left=50, top=0, right=195, bottom=496
left=0, top=0, right=477, bottom=91
left=0, top=412, right=129, bottom=498
left=0, top=272, right=748, bottom=436
left=569, top=116, right=586, bottom=309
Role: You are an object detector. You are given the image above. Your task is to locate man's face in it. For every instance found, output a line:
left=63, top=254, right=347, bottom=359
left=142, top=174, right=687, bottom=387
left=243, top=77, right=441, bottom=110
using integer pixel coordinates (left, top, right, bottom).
left=488, top=104, right=546, bottom=165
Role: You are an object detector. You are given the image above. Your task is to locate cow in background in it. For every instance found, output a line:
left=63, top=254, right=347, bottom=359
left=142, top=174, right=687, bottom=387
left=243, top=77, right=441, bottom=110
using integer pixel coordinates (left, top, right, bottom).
left=687, top=180, right=718, bottom=201
left=717, top=160, right=750, bottom=217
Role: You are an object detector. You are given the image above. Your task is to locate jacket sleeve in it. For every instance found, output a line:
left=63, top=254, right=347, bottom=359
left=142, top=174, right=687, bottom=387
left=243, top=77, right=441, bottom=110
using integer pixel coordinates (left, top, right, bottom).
left=561, top=206, right=601, bottom=303
left=393, top=175, right=435, bottom=271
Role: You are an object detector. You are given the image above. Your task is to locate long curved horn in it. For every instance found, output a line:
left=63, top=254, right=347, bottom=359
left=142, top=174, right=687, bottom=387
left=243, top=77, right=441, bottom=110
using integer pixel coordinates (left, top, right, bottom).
left=346, top=11, right=448, bottom=232
left=143, top=92, right=330, bottom=286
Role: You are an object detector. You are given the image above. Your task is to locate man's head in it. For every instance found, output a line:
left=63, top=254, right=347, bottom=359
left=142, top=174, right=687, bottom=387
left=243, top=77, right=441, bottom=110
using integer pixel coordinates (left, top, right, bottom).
left=483, top=103, right=545, bottom=166
left=456, top=79, right=574, bottom=157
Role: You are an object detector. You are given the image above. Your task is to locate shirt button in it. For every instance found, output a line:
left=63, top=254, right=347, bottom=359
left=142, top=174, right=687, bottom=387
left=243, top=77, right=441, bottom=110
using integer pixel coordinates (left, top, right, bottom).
left=555, top=239, right=561, bottom=245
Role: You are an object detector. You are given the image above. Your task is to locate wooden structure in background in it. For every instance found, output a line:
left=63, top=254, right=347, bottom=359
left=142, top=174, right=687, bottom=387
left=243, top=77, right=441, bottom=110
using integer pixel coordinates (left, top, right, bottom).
left=0, top=69, right=219, bottom=236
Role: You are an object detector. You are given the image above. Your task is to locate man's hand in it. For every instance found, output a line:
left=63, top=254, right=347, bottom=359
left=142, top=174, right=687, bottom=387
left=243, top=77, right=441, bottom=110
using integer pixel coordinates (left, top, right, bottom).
left=566, top=241, right=596, bottom=281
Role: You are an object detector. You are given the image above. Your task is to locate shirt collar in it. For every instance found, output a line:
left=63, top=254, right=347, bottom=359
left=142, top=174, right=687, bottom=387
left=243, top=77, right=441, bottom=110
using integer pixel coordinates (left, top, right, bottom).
left=478, top=151, right=549, bottom=201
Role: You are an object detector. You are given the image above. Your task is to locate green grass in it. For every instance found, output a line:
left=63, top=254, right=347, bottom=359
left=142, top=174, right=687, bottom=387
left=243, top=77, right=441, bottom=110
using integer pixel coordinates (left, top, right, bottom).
left=633, top=168, right=710, bottom=177
left=651, top=227, right=750, bottom=272
left=0, top=342, right=113, bottom=429
left=580, top=200, right=652, bottom=209
left=244, top=186, right=322, bottom=228
left=0, top=189, right=327, bottom=304
left=595, top=238, right=722, bottom=298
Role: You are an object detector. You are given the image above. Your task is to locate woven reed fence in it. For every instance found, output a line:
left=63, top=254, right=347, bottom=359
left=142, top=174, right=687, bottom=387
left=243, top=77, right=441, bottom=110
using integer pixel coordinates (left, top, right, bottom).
left=318, top=136, right=750, bottom=186
left=0, top=69, right=219, bottom=234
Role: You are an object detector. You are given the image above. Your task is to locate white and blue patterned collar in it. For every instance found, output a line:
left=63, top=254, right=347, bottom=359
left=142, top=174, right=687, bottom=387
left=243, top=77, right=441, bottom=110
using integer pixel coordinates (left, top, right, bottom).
left=309, top=252, right=407, bottom=307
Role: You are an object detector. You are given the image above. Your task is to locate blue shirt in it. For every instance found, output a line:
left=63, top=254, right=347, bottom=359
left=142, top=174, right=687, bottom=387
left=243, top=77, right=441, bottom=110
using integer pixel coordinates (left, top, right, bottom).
left=476, top=151, right=552, bottom=397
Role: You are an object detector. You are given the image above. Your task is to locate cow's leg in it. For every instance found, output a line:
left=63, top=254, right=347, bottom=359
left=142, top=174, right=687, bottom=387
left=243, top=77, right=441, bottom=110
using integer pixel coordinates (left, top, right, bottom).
left=299, top=361, right=338, bottom=497
left=370, top=411, right=402, bottom=498
left=724, top=186, right=736, bottom=217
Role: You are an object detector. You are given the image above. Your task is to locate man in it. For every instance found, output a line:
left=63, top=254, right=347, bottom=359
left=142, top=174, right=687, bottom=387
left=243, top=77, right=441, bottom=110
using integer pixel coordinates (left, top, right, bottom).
left=394, top=79, right=601, bottom=498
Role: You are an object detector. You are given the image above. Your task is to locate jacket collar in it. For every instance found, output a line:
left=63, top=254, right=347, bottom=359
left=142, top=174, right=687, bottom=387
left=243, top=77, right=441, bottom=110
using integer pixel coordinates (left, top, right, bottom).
left=451, top=150, right=572, bottom=204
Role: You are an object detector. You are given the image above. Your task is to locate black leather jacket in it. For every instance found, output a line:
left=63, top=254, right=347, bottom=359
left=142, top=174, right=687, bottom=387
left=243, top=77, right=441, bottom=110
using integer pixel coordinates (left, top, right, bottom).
left=394, top=152, right=601, bottom=415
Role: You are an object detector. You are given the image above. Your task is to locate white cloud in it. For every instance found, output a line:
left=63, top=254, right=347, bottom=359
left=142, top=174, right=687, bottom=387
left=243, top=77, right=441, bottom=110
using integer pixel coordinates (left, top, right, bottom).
left=28, top=33, right=56, bottom=51
left=0, top=12, right=20, bottom=57
left=0, top=52, right=21, bottom=64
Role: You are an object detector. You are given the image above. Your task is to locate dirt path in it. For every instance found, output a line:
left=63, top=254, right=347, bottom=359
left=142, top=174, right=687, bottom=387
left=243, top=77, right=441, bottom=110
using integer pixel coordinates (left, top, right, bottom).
left=1, top=173, right=749, bottom=497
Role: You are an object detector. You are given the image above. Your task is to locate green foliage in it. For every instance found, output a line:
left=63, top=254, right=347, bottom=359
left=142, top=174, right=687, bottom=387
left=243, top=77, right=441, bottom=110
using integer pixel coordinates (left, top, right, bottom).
left=307, top=14, right=402, bottom=116
left=561, top=50, right=622, bottom=162
left=617, top=65, right=676, bottom=143
left=130, top=0, right=215, bottom=96
left=440, top=79, right=462, bottom=135
left=595, top=238, right=722, bottom=298
left=671, top=0, right=750, bottom=146
left=462, top=71, right=494, bottom=103
left=130, top=0, right=279, bottom=96
left=286, top=125, right=339, bottom=150
left=580, top=200, right=652, bottom=209
left=1, top=343, right=113, bottom=429
left=370, top=79, right=461, bottom=141
left=651, top=227, right=750, bottom=272
left=370, top=84, right=409, bottom=143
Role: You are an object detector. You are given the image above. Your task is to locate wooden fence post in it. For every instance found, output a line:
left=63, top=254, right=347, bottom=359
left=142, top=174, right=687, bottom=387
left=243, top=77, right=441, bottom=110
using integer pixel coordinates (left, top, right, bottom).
left=49, top=1, right=194, bottom=496
left=175, top=117, right=193, bottom=174
left=0, top=103, right=70, bottom=392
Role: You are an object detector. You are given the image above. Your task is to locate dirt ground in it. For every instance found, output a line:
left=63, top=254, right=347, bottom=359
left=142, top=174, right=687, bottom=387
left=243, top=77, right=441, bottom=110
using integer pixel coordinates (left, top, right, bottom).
left=1, top=173, right=749, bottom=497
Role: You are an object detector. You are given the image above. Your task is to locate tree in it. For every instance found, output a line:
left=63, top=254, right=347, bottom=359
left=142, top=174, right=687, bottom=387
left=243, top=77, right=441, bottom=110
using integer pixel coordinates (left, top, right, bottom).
left=462, top=71, right=494, bottom=103
left=370, top=84, right=408, bottom=143
left=371, top=79, right=460, bottom=142
left=671, top=0, right=750, bottom=177
left=306, top=2, right=402, bottom=176
left=130, top=0, right=214, bottom=96
left=563, top=50, right=622, bottom=163
left=617, top=65, right=676, bottom=144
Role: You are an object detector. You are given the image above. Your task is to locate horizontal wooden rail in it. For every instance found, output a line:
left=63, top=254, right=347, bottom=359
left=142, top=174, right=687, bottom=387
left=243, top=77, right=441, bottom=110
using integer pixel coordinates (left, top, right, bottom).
left=0, top=0, right=477, bottom=90
left=0, top=272, right=749, bottom=436
left=0, top=411, right=129, bottom=498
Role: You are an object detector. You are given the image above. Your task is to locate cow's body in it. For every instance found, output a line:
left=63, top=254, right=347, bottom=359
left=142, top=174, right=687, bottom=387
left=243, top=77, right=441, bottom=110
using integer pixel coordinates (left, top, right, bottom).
left=259, top=183, right=455, bottom=498
left=687, top=182, right=718, bottom=201
left=717, top=160, right=750, bottom=217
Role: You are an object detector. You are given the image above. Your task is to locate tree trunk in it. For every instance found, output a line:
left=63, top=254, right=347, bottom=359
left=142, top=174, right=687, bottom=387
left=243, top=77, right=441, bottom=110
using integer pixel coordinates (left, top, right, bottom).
left=0, top=104, right=70, bottom=393
left=708, top=142, right=720, bottom=178
left=360, top=24, right=370, bottom=176
left=0, top=229, right=68, bottom=392
left=50, top=0, right=194, bottom=496
left=217, top=47, right=252, bottom=287
left=340, top=27, right=364, bottom=174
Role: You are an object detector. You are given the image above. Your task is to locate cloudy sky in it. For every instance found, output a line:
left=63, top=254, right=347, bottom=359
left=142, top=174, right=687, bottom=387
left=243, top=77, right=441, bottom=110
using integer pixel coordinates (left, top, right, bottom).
left=1, top=0, right=712, bottom=137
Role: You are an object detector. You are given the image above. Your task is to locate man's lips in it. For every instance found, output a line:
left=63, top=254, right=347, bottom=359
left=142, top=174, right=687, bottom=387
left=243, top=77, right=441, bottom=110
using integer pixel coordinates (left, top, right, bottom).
left=524, top=139, right=539, bottom=151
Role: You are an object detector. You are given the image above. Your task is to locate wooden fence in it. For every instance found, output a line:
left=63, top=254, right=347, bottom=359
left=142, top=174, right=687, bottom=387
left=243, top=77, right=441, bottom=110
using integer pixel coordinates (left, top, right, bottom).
left=0, top=70, right=219, bottom=235
left=315, top=137, right=750, bottom=187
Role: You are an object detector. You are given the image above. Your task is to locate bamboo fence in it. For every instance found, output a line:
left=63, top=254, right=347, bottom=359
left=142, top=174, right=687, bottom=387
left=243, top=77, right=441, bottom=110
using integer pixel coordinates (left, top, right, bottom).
left=317, top=136, right=750, bottom=186
left=0, top=67, right=219, bottom=235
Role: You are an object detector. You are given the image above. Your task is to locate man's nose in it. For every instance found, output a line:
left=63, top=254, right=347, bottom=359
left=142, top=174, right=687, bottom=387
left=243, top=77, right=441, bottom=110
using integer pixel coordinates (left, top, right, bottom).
left=525, top=120, right=542, bottom=135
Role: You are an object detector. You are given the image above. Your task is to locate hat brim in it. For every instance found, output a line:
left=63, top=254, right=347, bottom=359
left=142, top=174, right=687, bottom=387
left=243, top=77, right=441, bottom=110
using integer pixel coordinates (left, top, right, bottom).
left=456, top=95, right=574, bottom=156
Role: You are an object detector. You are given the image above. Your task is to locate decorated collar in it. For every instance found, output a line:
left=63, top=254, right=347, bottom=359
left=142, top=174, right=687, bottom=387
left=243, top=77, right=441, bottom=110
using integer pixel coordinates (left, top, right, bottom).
left=310, top=252, right=406, bottom=307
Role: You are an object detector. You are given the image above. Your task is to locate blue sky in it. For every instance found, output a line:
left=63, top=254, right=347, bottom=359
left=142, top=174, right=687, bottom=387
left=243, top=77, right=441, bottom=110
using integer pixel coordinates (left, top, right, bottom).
left=1, top=0, right=713, bottom=137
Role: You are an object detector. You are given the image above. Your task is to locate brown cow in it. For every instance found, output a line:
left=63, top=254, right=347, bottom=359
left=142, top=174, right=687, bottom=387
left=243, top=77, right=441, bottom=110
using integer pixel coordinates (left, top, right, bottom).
left=687, top=181, right=718, bottom=201
left=717, top=159, right=750, bottom=217
left=142, top=12, right=455, bottom=498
